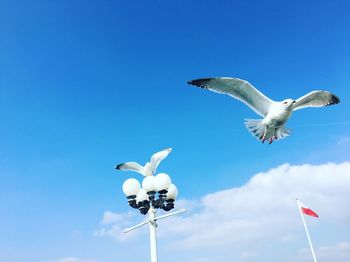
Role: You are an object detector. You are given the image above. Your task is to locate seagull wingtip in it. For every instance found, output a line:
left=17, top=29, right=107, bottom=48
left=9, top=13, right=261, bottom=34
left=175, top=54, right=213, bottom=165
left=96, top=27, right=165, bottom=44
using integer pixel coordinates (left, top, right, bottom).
left=326, top=93, right=340, bottom=106
left=115, top=163, right=124, bottom=170
left=332, top=94, right=340, bottom=105
left=187, top=78, right=211, bottom=89
left=187, top=79, right=203, bottom=87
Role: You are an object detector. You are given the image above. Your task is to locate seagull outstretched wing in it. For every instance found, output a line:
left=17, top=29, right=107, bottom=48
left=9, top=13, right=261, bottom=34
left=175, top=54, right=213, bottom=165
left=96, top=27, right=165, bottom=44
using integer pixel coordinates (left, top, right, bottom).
left=188, top=77, right=273, bottom=117
left=293, top=90, right=340, bottom=111
left=150, top=148, right=172, bottom=174
left=115, top=162, right=145, bottom=176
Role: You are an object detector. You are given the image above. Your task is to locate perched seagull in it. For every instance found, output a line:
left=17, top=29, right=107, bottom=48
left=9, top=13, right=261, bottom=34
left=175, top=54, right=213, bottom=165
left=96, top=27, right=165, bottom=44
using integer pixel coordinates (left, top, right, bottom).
left=188, top=77, right=340, bottom=144
left=115, top=148, right=172, bottom=176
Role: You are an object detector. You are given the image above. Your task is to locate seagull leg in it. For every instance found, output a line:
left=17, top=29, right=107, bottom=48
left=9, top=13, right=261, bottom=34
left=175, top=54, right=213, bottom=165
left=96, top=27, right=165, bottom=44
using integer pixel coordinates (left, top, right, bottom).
left=268, top=128, right=278, bottom=144
left=261, top=126, right=267, bottom=143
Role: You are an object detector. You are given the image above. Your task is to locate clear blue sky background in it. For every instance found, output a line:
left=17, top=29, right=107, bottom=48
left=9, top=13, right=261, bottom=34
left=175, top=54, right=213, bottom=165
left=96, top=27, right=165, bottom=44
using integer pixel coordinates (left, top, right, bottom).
left=1, top=1, right=349, bottom=261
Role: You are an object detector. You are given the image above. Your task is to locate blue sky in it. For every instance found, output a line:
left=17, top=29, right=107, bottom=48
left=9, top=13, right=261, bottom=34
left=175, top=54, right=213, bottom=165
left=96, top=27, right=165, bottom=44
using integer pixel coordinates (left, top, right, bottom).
left=1, top=1, right=350, bottom=261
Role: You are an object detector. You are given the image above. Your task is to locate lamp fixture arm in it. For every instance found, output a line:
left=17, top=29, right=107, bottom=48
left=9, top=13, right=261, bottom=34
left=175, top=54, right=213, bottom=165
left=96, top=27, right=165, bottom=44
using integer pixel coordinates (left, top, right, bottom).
left=154, top=209, right=186, bottom=222
left=123, top=209, right=186, bottom=234
left=123, top=220, right=149, bottom=233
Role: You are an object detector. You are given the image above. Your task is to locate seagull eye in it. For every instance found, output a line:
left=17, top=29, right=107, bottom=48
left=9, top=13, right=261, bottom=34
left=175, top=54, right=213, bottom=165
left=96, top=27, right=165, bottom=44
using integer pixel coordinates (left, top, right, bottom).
left=283, top=101, right=288, bottom=104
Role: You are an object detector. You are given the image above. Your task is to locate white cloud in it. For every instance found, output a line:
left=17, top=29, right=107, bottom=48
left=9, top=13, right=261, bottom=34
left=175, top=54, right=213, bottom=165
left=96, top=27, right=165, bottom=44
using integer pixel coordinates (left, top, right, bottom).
left=158, top=162, right=350, bottom=251
left=337, top=136, right=350, bottom=145
left=318, top=242, right=350, bottom=261
left=44, top=258, right=98, bottom=262
left=94, top=210, right=145, bottom=241
left=292, top=242, right=350, bottom=262
left=98, top=162, right=350, bottom=261
left=100, top=210, right=133, bottom=225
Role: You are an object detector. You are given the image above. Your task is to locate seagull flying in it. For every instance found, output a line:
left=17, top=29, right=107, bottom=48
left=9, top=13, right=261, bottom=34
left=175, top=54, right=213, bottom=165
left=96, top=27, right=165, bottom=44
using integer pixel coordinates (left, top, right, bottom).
left=188, top=77, right=340, bottom=144
left=115, top=148, right=172, bottom=176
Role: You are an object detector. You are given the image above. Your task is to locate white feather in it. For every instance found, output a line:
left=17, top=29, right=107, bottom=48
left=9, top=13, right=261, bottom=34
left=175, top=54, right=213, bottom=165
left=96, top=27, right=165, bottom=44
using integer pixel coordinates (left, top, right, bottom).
left=115, top=148, right=172, bottom=176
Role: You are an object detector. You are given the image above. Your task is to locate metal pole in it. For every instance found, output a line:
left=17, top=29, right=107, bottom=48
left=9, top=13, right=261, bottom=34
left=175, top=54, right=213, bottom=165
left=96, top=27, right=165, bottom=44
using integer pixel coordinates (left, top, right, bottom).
left=148, top=207, right=158, bottom=262
left=297, top=199, right=317, bottom=262
left=123, top=208, right=186, bottom=262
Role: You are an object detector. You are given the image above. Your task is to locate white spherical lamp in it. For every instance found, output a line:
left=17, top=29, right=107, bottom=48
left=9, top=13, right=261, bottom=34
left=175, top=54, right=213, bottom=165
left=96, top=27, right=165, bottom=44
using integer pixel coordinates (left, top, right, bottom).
left=142, top=176, right=157, bottom=193
left=136, top=188, right=149, bottom=203
left=155, top=173, right=172, bottom=192
left=166, top=184, right=178, bottom=200
left=122, top=178, right=140, bottom=196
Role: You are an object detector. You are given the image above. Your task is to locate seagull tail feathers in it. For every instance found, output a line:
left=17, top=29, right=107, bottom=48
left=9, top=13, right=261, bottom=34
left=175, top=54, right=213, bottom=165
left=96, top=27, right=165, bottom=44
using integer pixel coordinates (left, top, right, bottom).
left=244, top=119, right=265, bottom=140
left=275, top=126, right=291, bottom=140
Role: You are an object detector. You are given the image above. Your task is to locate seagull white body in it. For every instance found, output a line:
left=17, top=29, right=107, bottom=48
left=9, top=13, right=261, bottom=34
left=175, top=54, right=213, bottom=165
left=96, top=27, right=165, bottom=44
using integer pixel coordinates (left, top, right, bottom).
left=264, top=103, right=292, bottom=127
left=115, top=148, right=172, bottom=176
left=188, top=77, right=340, bottom=144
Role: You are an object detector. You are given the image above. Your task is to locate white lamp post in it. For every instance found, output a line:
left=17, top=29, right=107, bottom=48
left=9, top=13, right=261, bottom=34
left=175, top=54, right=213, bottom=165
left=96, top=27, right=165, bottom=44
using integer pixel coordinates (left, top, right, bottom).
left=122, top=173, right=186, bottom=262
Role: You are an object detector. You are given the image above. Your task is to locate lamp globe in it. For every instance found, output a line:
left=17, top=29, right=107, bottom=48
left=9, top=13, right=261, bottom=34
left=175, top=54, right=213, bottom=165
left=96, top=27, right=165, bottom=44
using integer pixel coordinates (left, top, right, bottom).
left=155, top=173, right=172, bottom=192
left=122, top=178, right=140, bottom=197
left=166, top=184, right=178, bottom=200
left=136, top=188, right=149, bottom=203
left=142, top=176, right=157, bottom=193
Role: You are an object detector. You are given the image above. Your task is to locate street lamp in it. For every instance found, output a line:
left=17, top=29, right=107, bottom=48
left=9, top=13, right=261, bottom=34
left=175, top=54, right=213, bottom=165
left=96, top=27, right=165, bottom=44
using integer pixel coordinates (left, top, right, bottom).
left=123, top=173, right=178, bottom=214
left=121, top=173, right=185, bottom=262
left=122, top=178, right=141, bottom=209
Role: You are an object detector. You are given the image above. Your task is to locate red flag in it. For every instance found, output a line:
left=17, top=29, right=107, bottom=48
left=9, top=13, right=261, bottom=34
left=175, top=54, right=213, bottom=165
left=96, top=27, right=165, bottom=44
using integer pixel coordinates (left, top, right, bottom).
left=299, top=201, right=319, bottom=218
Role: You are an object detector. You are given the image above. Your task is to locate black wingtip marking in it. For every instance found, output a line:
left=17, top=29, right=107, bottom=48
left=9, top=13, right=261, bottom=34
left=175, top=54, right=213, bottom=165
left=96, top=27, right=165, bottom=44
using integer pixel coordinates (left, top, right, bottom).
left=326, top=93, right=340, bottom=106
left=115, top=163, right=124, bottom=170
left=187, top=78, right=213, bottom=89
left=330, top=94, right=340, bottom=105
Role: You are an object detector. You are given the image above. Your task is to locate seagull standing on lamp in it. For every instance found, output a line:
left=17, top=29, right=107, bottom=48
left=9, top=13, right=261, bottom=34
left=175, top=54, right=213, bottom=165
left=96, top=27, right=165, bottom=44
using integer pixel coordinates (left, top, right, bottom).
left=116, top=148, right=186, bottom=262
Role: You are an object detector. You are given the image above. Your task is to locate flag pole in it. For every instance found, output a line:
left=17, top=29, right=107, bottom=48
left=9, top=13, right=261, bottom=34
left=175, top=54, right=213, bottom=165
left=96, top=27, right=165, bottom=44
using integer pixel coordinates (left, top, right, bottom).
left=296, top=199, right=318, bottom=262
